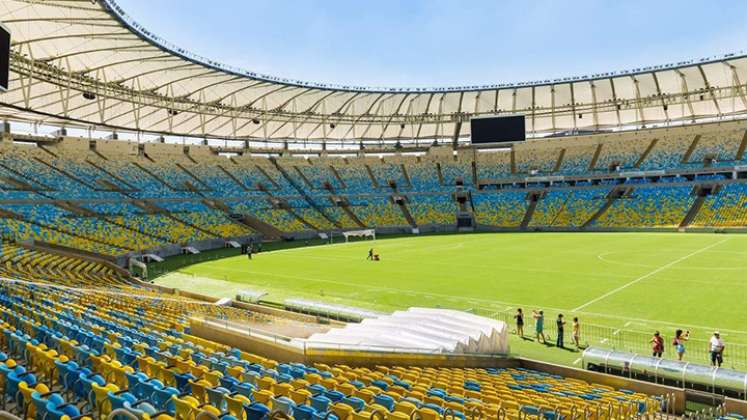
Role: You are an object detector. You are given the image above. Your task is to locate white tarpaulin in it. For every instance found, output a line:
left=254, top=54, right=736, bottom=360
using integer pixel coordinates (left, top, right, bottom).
left=305, top=307, right=509, bottom=355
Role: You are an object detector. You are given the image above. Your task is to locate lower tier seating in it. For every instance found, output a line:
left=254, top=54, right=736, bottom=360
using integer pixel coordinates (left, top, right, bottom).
left=0, top=278, right=665, bottom=420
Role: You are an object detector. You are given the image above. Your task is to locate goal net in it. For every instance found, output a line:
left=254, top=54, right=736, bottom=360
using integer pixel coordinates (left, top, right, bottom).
left=342, top=229, right=376, bottom=242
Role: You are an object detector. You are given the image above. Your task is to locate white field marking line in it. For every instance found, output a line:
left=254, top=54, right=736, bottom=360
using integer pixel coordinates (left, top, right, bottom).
left=572, top=238, right=730, bottom=312
left=273, top=250, right=633, bottom=280
left=597, top=250, right=747, bottom=271
left=186, top=259, right=747, bottom=336
left=573, top=358, right=582, bottom=365
left=197, top=265, right=579, bottom=312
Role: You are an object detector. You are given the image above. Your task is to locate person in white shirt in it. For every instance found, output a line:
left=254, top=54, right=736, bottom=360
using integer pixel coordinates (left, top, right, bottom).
left=709, top=331, right=725, bottom=367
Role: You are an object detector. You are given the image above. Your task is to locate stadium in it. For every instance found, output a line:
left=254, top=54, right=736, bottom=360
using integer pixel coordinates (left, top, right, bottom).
left=1, top=0, right=747, bottom=419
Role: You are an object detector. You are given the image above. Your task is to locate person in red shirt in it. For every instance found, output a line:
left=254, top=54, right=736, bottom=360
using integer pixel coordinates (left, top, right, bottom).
left=650, top=331, right=664, bottom=357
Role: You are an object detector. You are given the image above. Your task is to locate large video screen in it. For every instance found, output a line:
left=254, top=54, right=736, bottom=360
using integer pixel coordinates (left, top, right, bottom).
left=470, top=115, right=525, bottom=144
left=0, top=23, right=9, bottom=92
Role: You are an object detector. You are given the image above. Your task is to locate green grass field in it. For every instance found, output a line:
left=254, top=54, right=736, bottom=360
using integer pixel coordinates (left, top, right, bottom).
left=157, top=232, right=747, bottom=367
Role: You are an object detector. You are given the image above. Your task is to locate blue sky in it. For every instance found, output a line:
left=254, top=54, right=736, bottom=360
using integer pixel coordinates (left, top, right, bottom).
left=117, top=0, right=747, bottom=88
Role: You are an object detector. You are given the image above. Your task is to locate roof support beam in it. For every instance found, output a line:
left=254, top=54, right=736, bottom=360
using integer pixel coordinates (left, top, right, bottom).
left=676, top=70, right=696, bottom=120
left=590, top=82, right=599, bottom=130
left=725, top=62, right=747, bottom=111
left=650, top=72, right=670, bottom=122
left=697, top=64, right=722, bottom=116
left=609, top=78, right=622, bottom=127
left=631, top=76, right=646, bottom=126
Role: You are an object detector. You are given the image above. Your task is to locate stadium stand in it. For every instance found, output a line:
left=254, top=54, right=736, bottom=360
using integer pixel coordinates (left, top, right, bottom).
left=528, top=190, right=570, bottom=227
left=593, top=185, right=695, bottom=228
left=0, top=121, right=743, bottom=262
left=350, top=196, right=409, bottom=228
left=0, top=274, right=667, bottom=420
left=5, top=4, right=747, bottom=417
left=475, top=151, right=513, bottom=181
left=473, top=192, right=528, bottom=228
left=691, top=183, right=747, bottom=228
left=0, top=242, right=129, bottom=286
left=514, top=144, right=558, bottom=175
left=408, top=194, right=458, bottom=226
left=557, top=144, right=596, bottom=175
left=593, top=136, right=653, bottom=172
left=407, top=161, right=443, bottom=192
left=551, top=189, right=610, bottom=228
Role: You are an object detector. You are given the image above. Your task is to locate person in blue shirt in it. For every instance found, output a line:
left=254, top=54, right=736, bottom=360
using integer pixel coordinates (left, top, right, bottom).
left=532, top=310, right=546, bottom=344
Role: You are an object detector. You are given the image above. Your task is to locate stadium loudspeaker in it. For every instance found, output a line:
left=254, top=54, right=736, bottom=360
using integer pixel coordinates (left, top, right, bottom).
left=329, top=123, right=336, bottom=129
left=252, top=118, right=260, bottom=124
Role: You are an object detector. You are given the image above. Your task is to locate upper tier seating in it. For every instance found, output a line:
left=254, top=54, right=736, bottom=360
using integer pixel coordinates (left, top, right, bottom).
left=406, top=162, right=442, bottom=192
left=515, top=146, right=557, bottom=175
left=298, top=164, right=344, bottom=190
left=557, top=144, right=595, bottom=175
left=594, top=186, right=694, bottom=228
left=335, top=164, right=377, bottom=195
left=637, top=136, right=692, bottom=171
left=593, top=137, right=652, bottom=172
left=476, top=151, right=512, bottom=181
left=370, top=163, right=408, bottom=190
left=439, top=161, right=472, bottom=188
left=688, top=130, right=744, bottom=167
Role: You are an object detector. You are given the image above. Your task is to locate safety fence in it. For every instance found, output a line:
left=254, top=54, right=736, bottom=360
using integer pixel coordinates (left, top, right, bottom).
left=472, top=307, right=747, bottom=371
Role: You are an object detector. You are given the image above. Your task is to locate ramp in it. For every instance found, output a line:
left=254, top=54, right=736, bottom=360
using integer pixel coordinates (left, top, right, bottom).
left=397, top=201, right=418, bottom=228
left=519, top=200, right=538, bottom=229
left=735, top=130, right=747, bottom=161
left=634, top=138, right=659, bottom=168
left=681, top=134, right=702, bottom=164
left=342, top=205, right=367, bottom=228
left=588, top=144, right=603, bottom=171
left=679, top=196, right=706, bottom=228
left=581, top=198, right=615, bottom=229
left=235, top=213, right=283, bottom=240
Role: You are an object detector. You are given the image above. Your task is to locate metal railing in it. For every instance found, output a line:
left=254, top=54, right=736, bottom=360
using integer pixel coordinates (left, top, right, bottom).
left=478, top=307, right=747, bottom=371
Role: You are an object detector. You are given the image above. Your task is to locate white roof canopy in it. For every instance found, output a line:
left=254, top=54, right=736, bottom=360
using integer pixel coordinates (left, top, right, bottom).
left=1, top=0, right=746, bottom=142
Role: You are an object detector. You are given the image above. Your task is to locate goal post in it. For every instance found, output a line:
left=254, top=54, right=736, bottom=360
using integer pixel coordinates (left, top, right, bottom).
left=342, top=229, right=376, bottom=242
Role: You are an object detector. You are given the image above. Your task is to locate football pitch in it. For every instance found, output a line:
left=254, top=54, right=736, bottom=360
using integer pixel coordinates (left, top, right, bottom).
left=158, top=232, right=747, bottom=367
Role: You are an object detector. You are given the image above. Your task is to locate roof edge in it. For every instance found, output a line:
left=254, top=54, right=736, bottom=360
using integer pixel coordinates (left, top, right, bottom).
left=91, top=1, right=747, bottom=94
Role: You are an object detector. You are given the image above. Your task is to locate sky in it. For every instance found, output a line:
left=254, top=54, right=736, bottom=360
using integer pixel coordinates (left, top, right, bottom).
left=116, top=0, right=747, bottom=89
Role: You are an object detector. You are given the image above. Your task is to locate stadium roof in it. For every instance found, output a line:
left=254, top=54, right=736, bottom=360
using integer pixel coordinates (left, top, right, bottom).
left=1, top=0, right=747, bottom=142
